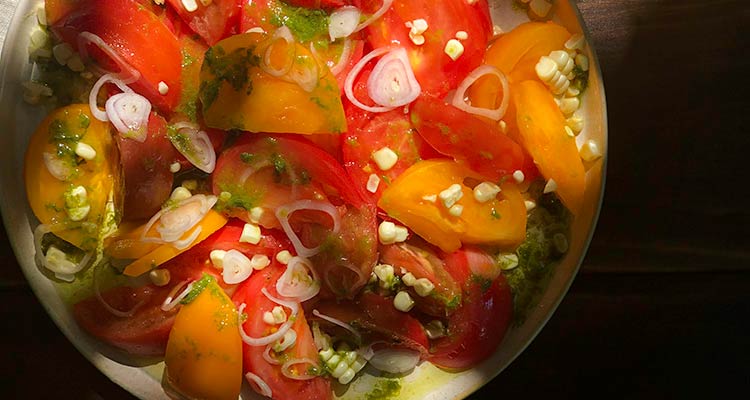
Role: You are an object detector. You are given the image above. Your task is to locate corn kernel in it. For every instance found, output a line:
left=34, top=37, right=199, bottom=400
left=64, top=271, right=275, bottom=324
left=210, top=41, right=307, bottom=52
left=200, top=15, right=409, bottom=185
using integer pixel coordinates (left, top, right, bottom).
left=372, top=147, right=398, bottom=171
left=240, top=223, right=261, bottom=244
left=543, top=179, right=558, bottom=194
left=414, top=278, right=435, bottom=297
left=74, top=142, right=96, bottom=160
left=394, top=291, right=415, bottom=312
left=444, top=39, right=465, bottom=61
left=473, top=182, right=501, bottom=203
left=580, top=139, right=602, bottom=162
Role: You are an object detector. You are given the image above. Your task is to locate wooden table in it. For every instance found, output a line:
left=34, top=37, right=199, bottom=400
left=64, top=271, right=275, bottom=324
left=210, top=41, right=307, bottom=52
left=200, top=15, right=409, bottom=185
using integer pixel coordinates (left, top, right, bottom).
left=1, top=0, right=748, bottom=398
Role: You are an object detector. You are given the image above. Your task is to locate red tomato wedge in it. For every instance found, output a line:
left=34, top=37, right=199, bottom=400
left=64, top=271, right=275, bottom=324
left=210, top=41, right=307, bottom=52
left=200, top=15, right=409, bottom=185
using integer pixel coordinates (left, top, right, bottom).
left=410, top=95, right=538, bottom=182
left=342, top=109, right=429, bottom=200
left=364, top=0, right=493, bottom=97
left=429, top=249, right=513, bottom=370
left=51, top=0, right=182, bottom=111
left=379, top=242, right=462, bottom=317
left=314, top=292, right=430, bottom=356
left=166, top=0, right=240, bottom=45
left=233, top=265, right=331, bottom=400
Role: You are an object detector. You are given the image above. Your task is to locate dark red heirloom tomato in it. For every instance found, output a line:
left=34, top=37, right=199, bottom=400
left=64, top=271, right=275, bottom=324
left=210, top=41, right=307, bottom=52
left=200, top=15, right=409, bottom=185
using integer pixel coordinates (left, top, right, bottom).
left=117, top=112, right=179, bottom=220
left=232, top=265, right=332, bottom=400
left=51, top=0, right=182, bottom=111
left=363, top=0, right=493, bottom=97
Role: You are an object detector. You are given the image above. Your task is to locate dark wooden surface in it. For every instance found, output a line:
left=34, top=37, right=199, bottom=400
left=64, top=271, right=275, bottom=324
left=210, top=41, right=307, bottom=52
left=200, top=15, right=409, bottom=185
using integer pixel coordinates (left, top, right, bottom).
left=2, top=0, right=749, bottom=398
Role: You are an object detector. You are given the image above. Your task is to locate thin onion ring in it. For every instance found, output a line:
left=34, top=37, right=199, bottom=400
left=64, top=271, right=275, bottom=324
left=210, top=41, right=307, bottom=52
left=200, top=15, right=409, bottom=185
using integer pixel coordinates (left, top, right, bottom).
left=77, top=31, right=141, bottom=81
left=451, top=65, right=510, bottom=121
left=353, top=0, right=394, bottom=33
left=276, top=256, right=321, bottom=302
left=262, top=26, right=296, bottom=77
left=89, top=73, right=134, bottom=122
left=275, top=200, right=341, bottom=258
left=94, top=263, right=145, bottom=318
left=245, top=372, right=273, bottom=398
left=367, top=47, right=421, bottom=108
left=344, top=46, right=397, bottom=113
left=161, top=280, right=194, bottom=312
left=281, top=358, right=319, bottom=381
left=238, top=288, right=300, bottom=347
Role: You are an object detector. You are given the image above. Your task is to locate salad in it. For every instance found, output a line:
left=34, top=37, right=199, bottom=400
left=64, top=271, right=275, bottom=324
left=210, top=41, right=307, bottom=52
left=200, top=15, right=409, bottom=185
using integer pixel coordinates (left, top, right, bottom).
left=21, top=0, right=602, bottom=399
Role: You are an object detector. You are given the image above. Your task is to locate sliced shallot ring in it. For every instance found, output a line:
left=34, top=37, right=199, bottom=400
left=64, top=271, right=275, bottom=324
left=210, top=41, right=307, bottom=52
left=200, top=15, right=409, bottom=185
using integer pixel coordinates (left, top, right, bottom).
left=353, top=0, right=394, bottom=33
left=344, top=47, right=397, bottom=113
left=169, top=122, right=217, bottom=173
left=312, top=309, right=362, bottom=344
left=263, top=344, right=281, bottom=365
left=141, top=194, right=217, bottom=246
left=33, top=223, right=91, bottom=281
left=276, top=256, right=321, bottom=302
left=221, top=249, right=254, bottom=284
left=245, top=372, right=273, bottom=398
left=238, top=288, right=300, bottom=347
left=329, top=6, right=361, bottom=41
left=77, top=31, right=141, bottom=81
left=89, top=73, right=134, bottom=122
left=367, top=47, right=421, bottom=108
left=281, top=358, right=319, bottom=381
left=328, top=39, right=354, bottom=76
left=262, top=26, right=296, bottom=77
left=451, top=65, right=510, bottom=121
left=161, top=280, right=194, bottom=312
left=105, top=92, right=151, bottom=142
left=275, top=200, right=341, bottom=258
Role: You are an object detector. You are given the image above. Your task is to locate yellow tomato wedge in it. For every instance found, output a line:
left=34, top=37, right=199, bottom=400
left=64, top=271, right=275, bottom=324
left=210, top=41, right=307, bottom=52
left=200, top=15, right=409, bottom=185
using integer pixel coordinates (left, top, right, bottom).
left=200, top=32, right=347, bottom=134
left=164, top=275, right=242, bottom=400
left=379, top=160, right=527, bottom=252
left=122, top=210, right=227, bottom=277
left=468, top=22, right=571, bottom=130
left=24, top=104, right=119, bottom=251
left=513, top=80, right=585, bottom=215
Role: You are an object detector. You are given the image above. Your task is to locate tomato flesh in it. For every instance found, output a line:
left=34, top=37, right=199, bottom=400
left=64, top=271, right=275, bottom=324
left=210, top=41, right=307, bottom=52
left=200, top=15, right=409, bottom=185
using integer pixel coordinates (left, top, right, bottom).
left=166, top=0, right=241, bottom=45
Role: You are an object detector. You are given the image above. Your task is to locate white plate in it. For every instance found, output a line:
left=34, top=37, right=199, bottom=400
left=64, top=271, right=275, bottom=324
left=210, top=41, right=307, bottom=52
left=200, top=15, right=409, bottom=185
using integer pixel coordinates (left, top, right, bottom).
left=0, top=1, right=606, bottom=399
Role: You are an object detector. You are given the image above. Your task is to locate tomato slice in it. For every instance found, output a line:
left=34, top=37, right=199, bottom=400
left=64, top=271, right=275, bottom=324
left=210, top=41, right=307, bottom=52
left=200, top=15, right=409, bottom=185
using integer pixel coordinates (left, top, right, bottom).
left=166, top=0, right=240, bottom=45
left=118, top=113, right=178, bottom=220
left=52, top=0, right=182, bottom=111
left=314, top=291, right=430, bottom=355
left=428, top=249, right=513, bottom=370
left=342, top=109, right=429, bottom=200
left=212, top=135, right=369, bottom=224
left=379, top=242, right=461, bottom=317
left=232, top=265, right=331, bottom=400
left=410, top=95, right=538, bottom=182
left=364, top=0, right=492, bottom=97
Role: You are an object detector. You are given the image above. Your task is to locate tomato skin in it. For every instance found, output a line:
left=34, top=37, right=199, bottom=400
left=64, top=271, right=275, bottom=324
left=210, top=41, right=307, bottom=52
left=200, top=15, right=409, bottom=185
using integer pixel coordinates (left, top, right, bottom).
left=52, top=0, right=182, bottom=112
left=429, top=249, right=513, bottom=370
left=212, top=135, right=370, bottom=223
left=284, top=0, right=350, bottom=8
left=232, top=265, right=332, bottom=400
left=24, top=104, right=117, bottom=251
left=379, top=242, right=461, bottom=317
left=410, top=95, right=538, bottom=182
left=166, top=0, right=241, bottom=45
left=364, top=0, right=492, bottom=97
left=118, top=113, right=178, bottom=220
left=314, top=292, right=430, bottom=355
left=342, top=109, right=429, bottom=200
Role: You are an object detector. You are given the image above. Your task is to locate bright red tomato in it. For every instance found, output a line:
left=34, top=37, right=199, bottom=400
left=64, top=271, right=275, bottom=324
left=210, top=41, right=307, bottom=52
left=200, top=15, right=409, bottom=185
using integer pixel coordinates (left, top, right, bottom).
left=118, top=113, right=178, bottom=220
left=363, top=0, right=492, bottom=97
left=51, top=0, right=182, bottom=111
left=232, top=265, right=331, bottom=400
left=410, top=95, right=539, bottom=182
left=212, top=135, right=370, bottom=224
left=342, top=109, right=430, bottom=200
left=166, top=0, right=240, bottom=45
left=285, top=0, right=351, bottom=8
left=428, top=249, right=513, bottom=370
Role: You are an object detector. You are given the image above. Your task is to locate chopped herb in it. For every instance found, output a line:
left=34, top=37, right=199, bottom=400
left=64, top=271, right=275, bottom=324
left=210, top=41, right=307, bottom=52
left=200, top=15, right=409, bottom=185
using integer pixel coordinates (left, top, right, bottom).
left=269, top=2, right=329, bottom=42
left=200, top=45, right=260, bottom=108
left=240, top=152, right=255, bottom=163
